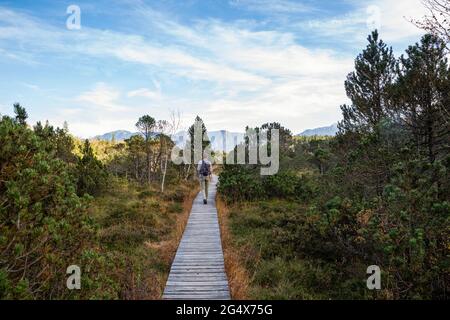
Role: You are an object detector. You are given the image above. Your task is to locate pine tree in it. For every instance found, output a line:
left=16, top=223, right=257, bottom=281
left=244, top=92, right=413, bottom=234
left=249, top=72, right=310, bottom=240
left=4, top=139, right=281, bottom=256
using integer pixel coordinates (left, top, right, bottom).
left=76, top=139, right=107, bottom=196
left=261, top=122, right=293, bottom=154
left=125, top=135, right=145, bottom=181
left=13, top=103, right=28, bottom=126
left=0, top=110, right=94, bottom=299
left=136, top=115, right=156, bottom=184
left=188, top=116, right=210, bottom=161
left=336, top=31, right=398, bottom=197
left=396, top=34, right=450, bottom=162
left=340, top=30, right=396, bottom=133
left=34, top=121, right=77, bottom=164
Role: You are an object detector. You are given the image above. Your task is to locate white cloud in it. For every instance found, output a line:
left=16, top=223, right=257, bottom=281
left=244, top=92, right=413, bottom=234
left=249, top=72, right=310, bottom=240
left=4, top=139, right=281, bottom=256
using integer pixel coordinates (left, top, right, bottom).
left=131, top=17, right=353, bottom=131
left=127, top=87, right=162, bottom=100
left=0, top=103, right=7, bottom=114
left=373, top=0, right=426, bottom=42
left=69, top=118, right=141, bottom=139
left=297, top=0, right=426, bottom=47
left=206, top=25, right=352, bottom=77
left=0, top=7, right=270, bottom=90
left=111, top=44, right=271, bottom=88
left=0, top=6, right=352, bottom=135
left=77, top=83, right=129, bottom=112
left=204, top=76, right=347, bottom=132
left=0, top=48, right=39, bottom=65
left=61, top=82, right=174, bottom=137
left=21, top=83, right=41, bottom=91
left=0, top=1, right=431, bottom=137
left=229, top=0, right=312, bottom=14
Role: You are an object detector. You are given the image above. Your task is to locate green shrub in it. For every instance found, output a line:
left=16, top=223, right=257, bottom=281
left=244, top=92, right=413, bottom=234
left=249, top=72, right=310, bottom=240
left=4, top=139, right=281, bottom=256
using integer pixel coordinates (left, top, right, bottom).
left=163, top=186, right=187, bottom=202
left=168, top=202, right=183, bottom=213
left=218, top=166, right=265, bottom=202
left=0, top=116, right=96, bottom=299
left=138, top=190, right=154, bottom=199
left=76, top=139, right=108, bottom=196
left=219, top=166, right=318, bottom=203
left=262, top=172, right=298, bottom=198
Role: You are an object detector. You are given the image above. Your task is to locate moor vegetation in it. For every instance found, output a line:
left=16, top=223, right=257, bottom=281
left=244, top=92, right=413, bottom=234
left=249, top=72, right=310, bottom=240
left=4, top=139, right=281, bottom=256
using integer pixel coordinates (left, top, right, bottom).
left=0, top=27, right=448, bottom=301
left=0, top=106, right=199, bottom=299
left=218, top=31, right=449, bottom=300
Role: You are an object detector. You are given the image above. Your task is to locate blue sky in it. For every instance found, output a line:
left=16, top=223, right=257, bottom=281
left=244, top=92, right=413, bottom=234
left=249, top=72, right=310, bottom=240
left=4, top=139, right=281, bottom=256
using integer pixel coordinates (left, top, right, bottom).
left=0, top=0, right=426, bottom=137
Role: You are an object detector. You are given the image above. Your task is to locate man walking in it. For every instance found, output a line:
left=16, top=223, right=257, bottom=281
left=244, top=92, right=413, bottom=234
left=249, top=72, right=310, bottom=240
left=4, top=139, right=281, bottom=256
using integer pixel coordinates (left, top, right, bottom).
left=197, top=152, right=212, bottom=205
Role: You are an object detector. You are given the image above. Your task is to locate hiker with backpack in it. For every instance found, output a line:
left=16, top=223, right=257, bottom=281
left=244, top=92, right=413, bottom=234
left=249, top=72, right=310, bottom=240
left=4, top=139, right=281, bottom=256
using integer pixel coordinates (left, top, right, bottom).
left=197, top=152, right=212, bottom=205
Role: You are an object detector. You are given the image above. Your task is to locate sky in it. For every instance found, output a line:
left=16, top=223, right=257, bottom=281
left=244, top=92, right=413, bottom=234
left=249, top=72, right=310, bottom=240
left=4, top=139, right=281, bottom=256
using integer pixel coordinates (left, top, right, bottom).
left=0, top=0, right=427, bottom=137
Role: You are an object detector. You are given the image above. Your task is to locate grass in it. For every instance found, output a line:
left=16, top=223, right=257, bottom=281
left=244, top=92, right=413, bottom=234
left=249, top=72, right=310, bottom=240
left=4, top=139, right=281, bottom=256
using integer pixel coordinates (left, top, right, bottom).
left=216, top=197, right=250, bottom=299
left=218, top=199, right=366, bottom=300
left=87, top=177, right=198, bottom=299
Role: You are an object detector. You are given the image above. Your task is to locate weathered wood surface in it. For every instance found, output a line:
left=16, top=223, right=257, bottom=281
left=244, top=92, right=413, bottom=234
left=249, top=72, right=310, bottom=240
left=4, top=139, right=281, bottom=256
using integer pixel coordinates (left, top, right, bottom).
left=163, top=176, right=230, bottom=300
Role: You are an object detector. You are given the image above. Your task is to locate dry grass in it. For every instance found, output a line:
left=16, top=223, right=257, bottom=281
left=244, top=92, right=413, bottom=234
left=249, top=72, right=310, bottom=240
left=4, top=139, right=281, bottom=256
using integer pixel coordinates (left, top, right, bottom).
left=88, top=178, right=200, bottom=300
left=216, top=196, right=250, bottom=300
left=154, top=185, right=199, bottom=299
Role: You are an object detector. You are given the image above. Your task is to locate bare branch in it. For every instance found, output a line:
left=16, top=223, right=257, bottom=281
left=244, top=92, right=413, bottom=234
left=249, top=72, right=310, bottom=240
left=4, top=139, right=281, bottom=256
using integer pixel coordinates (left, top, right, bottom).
left=411, top=0, right=450, bottom=50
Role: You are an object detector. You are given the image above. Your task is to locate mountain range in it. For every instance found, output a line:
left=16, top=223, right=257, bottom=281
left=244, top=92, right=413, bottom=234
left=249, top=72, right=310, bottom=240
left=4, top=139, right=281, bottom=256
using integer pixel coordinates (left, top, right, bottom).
left=92, top=130, right=141, bottom=141
left=92, top=124, right=338, bottom=152
left=298, top=123, right=338, bottom=137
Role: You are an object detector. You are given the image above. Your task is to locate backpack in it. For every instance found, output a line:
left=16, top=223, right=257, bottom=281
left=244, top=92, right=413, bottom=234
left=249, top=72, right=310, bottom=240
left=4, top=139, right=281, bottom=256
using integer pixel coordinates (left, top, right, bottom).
left=199, top=160, right=211, bottom=177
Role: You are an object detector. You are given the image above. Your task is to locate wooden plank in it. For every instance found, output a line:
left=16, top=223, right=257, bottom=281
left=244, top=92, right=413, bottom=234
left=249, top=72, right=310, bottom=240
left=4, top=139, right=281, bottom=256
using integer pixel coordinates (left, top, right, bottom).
left=167, top=277, right=228, bottom=281
left=168, top=271, right=227, bottom=276
left=169, top=268, right=226, bottom=272
left=165, top=286, right=230, bottom=290
left=164, top=290, right=230, bottom=294
left=163, top=175, right=230, bottom=300
left=166, top=282, right=229, bottom=287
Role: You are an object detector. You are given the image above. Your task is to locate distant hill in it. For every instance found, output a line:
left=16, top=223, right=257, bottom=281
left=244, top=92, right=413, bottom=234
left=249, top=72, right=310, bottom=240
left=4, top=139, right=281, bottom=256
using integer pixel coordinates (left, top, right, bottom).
left=92, top=130, right=244, bottom=152
left=298, top=123, right=338, bottom=137
left=94, top=125, right=338, bottom=149
left=92, top=130, right=140, bottom=141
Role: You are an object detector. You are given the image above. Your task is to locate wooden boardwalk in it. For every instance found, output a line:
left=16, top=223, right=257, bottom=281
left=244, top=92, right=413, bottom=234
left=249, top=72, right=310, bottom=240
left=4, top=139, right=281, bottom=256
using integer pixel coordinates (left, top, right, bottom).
left=163, top=176, right=230, bottom=300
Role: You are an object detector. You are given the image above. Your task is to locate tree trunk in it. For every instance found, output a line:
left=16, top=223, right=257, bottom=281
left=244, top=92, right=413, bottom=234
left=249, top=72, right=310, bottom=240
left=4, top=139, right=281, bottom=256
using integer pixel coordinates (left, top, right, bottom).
left=184, top=163, right=191, bottom=181
left=161, top=154, right=169, bottom=193
left=427, top=116, right=435, bottom=163
left=146, top=146, right=151, bottom=185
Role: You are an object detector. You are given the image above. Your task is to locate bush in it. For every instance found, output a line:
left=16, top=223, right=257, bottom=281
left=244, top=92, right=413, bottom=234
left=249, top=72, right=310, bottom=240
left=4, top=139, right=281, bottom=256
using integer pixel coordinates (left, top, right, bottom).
left=0, top=116, right=96, bottom=299
left=76, top=140, right=108, bottom=196
left=218, top=166, right=265, bottom=202
left=219, top=165, right=317, bottom=203
left=163, top=185, right=188, bottom=202
left=262, top=172, right=298, bottom=198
